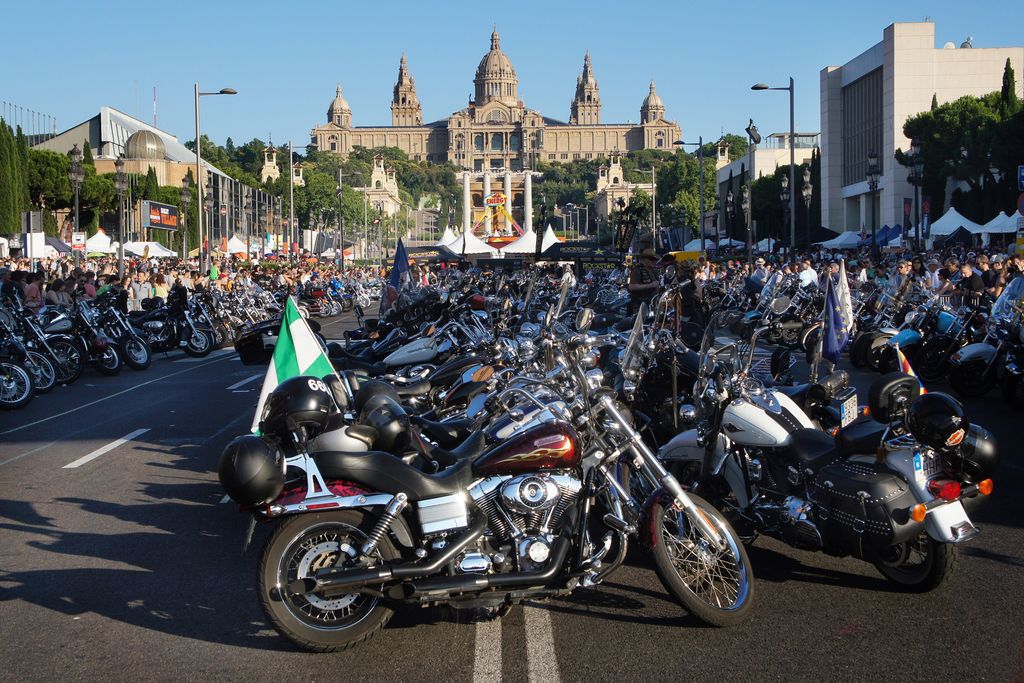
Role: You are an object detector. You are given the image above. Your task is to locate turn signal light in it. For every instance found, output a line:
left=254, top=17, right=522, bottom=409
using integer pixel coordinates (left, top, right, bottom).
left=862, top=407, right=871, bottom=417
left=978, top=479, right=994, bottom=496
left=927, top=479, right=962, bottom=501
left=910, top=504, right=927, bottom=523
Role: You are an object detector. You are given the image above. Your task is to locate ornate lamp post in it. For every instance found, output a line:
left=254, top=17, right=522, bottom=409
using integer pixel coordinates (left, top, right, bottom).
left=741, top=183, right=752, bottom=269
left=68, top=144, right=85, bottom=267
left=180, top=175, right=192, bottom=260
left=203, top=189, right=213, bottom=266
left=113, top=155, right=128, bottom=279
left=909, top=139, right=923, bottom=251
left=801, top=167, right=813, bottom=249
left=780, top=173, right=790, bottom=260
left=726, top=188, right=735, bottom=245
left=866, top=151, right=880, bottom=256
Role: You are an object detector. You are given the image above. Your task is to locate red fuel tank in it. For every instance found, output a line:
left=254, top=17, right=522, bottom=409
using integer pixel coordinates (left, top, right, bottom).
left=473, top=421, right=581, bottom=476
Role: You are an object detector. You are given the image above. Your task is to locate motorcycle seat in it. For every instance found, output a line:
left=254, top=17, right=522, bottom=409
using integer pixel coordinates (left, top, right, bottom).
left=331, top=356, right=389, bottom=377
left=312, top=449, right=475, bottom=501
left=427, top=429, right=488, bottom=468
left=787, top=428, right=840, bottom=469
left=411, top=415, right=475, bottom=449
left=395, top=379, right=431, bottom=398
left=835, top=420, right=886, bottom=456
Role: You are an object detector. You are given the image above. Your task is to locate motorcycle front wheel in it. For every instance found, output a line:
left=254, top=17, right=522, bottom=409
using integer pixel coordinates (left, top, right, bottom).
left=25, top=350, right=56, bottom=394
left=258, top=509, right=397, bottom=652
left=92, top=346, right=122, bottom=376
left=47, top=338, right=85, bottom=385
left=0, top=361, right=35, bottom=409
left=184, top=329, right=214, bottom=357
left=648, top=493, right=754, bottom=626
left=873, top=531, right=957, bottom=592
left=121, top=337, right=152, bottom=370
left=948, top=360, right=994, bottom=398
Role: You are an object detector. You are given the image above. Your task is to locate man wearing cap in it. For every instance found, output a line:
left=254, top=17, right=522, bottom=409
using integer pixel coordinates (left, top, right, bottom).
left=752, top=257, right=769, bottom=282
left=925, top=258, right=942, bottom=291
left=628, top=248, right=660, bottom=314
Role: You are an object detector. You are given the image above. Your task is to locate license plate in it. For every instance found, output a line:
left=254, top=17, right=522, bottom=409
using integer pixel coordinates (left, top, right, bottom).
left=840, top=394, right=858, bottom=427
left=913, top=451, right=943, bottom=483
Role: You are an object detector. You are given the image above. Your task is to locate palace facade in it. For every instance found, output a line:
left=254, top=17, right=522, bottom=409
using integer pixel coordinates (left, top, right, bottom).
left=310, top=27, right=681, bottom=171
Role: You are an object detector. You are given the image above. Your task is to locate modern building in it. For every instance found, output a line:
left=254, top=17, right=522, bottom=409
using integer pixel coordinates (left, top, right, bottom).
left=309, top=27, right=681, bottom=171
left=820, top=22, right=1024, bottom=233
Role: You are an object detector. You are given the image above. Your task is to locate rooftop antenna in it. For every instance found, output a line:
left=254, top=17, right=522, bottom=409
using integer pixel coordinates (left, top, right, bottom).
left=153, top=86, right=157, bottom=127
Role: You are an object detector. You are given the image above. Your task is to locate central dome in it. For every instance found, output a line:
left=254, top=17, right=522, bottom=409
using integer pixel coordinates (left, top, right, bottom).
left=125, top=130, right=165, bottom=160
left=474, top=27, right=518, bottom=106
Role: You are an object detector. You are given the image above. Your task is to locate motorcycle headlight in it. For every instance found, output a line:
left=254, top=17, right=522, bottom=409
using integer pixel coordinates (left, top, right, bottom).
left=584, top=368, right=604, bottom=391
left=579, top=348, right=601, bottom=369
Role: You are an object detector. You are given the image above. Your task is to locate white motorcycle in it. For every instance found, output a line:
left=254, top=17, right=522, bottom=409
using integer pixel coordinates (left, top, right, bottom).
left=660, top=311, right=998, bottom=591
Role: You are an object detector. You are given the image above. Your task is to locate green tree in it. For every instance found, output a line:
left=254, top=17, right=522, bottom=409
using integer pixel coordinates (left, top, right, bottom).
left=141, top=167, right=160, bottom=200
left=82, top=139, right=94, bottom=165
left=1001, top=58, right=1019, bottom=112
left=15, top=126, right=30, bottom=209
left=931, top=93, right=939, bottom=111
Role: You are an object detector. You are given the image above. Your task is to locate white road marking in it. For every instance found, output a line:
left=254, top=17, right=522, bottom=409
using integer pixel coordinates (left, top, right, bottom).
left=524, top=604, right=560, bottom=682
left=62, top=428, right=151, bottom=469
left=472, top=617, right=502, bottom=683
left=226, top=374, right=261, bottom=390
left=175, top=349, right=233, bottom=363
left=0, top=352, right=233, bottom=437
left=0, top=440, right=60, bottom=467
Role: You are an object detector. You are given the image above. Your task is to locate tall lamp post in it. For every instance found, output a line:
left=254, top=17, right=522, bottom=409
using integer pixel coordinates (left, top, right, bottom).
left=203, top=189, right=213, bottom=265
left=909, top=139, right=923, bottom=251
left=726, top=188, right=735, bottom=244
left=752, top=78, right=796, bottom=253
left=741, top=183, right=752, bottom=269
left=180, top=175, right=192, bottom=260
left=801, top=167, right=813, bottom=249
left=336, top=169, right=345, bottom=271
left=113, top=155, right=128, bottom=279
left=194, top=84, right=237, bottom=274
left=68, top=144, right=85, bottom=267
left=675, top=137, right=705, bottom=252
left=780, top=174, right=790, bottom=259
left=866, top=151, right=880, bottom=257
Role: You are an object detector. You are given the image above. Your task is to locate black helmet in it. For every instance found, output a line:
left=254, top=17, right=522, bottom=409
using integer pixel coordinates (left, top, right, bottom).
left=360, top=395, right=409, bottom=453
left=260, top=375, right=335, bottom=441
left=946, top=424, right=999, bottom=483
left=906, top=392, right=968, bottom=451
left=352, top=380, right=401, bottom=414
left=218, top=435, right=284, bottom=506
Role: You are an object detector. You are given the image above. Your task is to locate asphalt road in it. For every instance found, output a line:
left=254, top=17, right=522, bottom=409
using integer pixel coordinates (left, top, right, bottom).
left=1, top=314, right=1022, bottom=681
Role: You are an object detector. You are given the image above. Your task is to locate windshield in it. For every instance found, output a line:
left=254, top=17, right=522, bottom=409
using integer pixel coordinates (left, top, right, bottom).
left=619, top=302, right=648, bottom=379
left=699, top=310, right=746, bottom=375
left=992, top=276, right=1024, bottom=319
left=757, top=272, right=783, bottom=306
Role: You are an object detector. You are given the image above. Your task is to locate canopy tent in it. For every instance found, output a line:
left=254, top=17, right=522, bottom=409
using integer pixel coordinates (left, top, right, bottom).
left=501, top=224, right=561, bottom=254
left=716, top=238, right=746, bottom=248
left=445, top=229, right=498, bottom=256
left=941, top=226, right=974, bottom=246
left=925, top=207, right=985, bottom=237
left=44, top=237, right=71, bottom=254
left=816, top=231, right=862, bottom=248
left=85, top=229, right=115, bottom=253
left=754, top=237, right=779, bottom=252
left=124, top=241, right=176, bottom=258
left=226, top=236, right=248, bottom=254
left=981, top=211, right=1020, bottom=235
left=682, top=238, right=707, bottom=251
left=436, top=226, right=457, bottom=247
left=538, top=240, right=620, bottom=264
left=405, top=244, right=459, bottom=262
left=0, top=236, right=8, bottom=258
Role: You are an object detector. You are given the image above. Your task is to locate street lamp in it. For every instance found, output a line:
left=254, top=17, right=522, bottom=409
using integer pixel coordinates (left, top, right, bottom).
left=752, top=78, right=796, bottom=253
left=866, top=151, right=880, bottom=257
left=113, top=155, right=127, bottom=279
left=194, top=84, right=237, bottom=273
left=801, top=167, right=813, bottom=249
left=909, top=139, right=924, bottom=251
left=68, top=144, right=85, bottom=266
left=675, top=137, right=705, bottom=252
left=741, top=183, right=752, bottom=269
left=203, top=189, right=213, bottom=263
left=726, top=188, right=735, bottom=244
left=180, top=175, right=192, bottom=260
left=780, top=173, right=790, bottom=258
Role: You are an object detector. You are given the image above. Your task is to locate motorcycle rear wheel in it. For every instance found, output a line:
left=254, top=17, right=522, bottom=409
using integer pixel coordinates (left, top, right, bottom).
left=648, top=493, right=754, bottom=626
left=48, top=338, right=85, bottom=385
left=914, top=341, right=952, bottom=383
left=121, top=337, right=152, bottom=370
left=0, top=361, right=34, bottom=409
left=258, top=509, right=397, bottom=652
left=873, top=531, right=957, bottom=592
left=25, top=351, right=56, bottom=394
left=92, top=346, right=122, bottom=376
left=948, top=361, right=994, bottom=398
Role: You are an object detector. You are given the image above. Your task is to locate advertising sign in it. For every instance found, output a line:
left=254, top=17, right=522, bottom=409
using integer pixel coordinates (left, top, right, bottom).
left=484, top=192, right=506, bottom=207
left=72, top=232, right=86, bottom=252
left=141, top=200, right=179, bottom=230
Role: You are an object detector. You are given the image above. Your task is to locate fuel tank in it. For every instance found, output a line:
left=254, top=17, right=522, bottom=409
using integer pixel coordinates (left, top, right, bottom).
left=473, top=421, right=581, bottom=476
left=721, top=390, right=813, bottom=448
left=427, top=355, right=482, bottom=388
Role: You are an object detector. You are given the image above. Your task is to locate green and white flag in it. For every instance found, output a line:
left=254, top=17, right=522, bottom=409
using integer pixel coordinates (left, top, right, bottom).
left=251, top=297, right=336, bottom=432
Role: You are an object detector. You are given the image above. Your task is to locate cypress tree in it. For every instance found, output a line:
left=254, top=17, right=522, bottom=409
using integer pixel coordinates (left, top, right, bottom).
left=1002, top=58, right=1019, bottom=111
left=0, top=122, right=11, bottom=229
left=15, top=125, right=30, bottom=209
left=142, top=166, right=160, bottom=199
left=82, top=138, right=94, bottom=166
left=930, top=93, right=938, bottom=111
left=0, top=123, right=18, bottom=230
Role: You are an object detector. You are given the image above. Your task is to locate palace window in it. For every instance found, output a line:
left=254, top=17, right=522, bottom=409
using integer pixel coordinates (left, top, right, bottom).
left=548, top=154, right=555, bottom=160
left=560, top=153, right=568, bottom=160
left=474, top=134, right=484, bottom=151
left=491, top=134, right=504, bottom=151
left=509, top=133, right=520, bottom=150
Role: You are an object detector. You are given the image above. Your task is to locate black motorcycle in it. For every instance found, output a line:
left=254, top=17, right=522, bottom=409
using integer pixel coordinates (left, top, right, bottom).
left=129, top=288, right=215, bottom=357
left=0, top=332, right=35, bottom=409
left=94, top=292, right=152, bottom=370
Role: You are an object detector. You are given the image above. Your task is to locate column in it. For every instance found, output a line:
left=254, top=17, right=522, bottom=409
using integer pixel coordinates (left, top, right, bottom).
left=461, top=172, right=471, bottom=235
left=483, top=171, right=492, bottom=236
left=524, top=171, right=533, bottom=232
left=503, top=171, right=513, bottom=235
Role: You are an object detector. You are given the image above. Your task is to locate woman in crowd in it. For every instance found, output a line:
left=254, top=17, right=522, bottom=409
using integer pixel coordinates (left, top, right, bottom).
left=45, top=278, right=71, bottom=307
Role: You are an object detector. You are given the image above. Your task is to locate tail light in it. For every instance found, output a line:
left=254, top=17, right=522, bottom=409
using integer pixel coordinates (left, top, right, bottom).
left=927, top=478, right=962, bottom=501
left=978, top=479, right=994, bottom=495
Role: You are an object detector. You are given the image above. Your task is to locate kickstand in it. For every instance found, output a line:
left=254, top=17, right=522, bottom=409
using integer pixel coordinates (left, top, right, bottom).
left=241, top=515, right=257, bottom=557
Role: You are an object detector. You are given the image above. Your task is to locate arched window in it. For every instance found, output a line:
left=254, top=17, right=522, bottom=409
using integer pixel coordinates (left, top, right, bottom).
left=375, top=180, right=382, bottom=189
left=612, top=176, right=619, bottom=185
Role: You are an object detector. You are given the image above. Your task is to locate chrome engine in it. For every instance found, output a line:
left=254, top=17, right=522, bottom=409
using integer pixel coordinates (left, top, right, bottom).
left=754, top=495, right=822, bottom=550
left=469, top=473, right=582, bottom=571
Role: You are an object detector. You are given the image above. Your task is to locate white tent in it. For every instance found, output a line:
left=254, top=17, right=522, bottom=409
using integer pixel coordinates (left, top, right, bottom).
left=123, top=241, right=176, bottom=258
left=86, top=229, right=115, bottom=253
left=444, top=229, right=497, bottom=256
left=226, top=236, right=248, bottom=254
left=816, top=231, right=862, bottom=248
left=501, top=224, right=560, bottom=254
left=755, top=237, right=779, bottom=252
left=0, top=236, right=8, bottom=258
left=436, top=227, right=457, bottom=247
left=926, top=207, right=985, bottom=236
left=682, top=239, right=706, bottom=251
left=981, top=211, right=1020, bottom=235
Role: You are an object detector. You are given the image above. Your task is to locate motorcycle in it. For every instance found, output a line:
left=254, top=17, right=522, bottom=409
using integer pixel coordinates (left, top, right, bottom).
left=947, top=277, right=1024, bottom=398
left=663, top=311, right=997, bottom=592
left=94, top=291, right=152, bottom=370
left=0, top=332, right=35, bottom=409
left=129, top=288, right=215, bottom=357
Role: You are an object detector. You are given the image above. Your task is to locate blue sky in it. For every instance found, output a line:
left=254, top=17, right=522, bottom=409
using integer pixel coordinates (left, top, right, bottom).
left=3, top=0, right=1022, bottom=150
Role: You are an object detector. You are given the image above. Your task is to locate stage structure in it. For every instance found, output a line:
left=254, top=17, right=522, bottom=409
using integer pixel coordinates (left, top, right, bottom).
left=459, top=169, right=541, bottom=249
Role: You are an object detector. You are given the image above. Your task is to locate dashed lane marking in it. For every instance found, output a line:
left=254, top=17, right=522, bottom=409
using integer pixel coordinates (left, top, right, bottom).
left=524, top=603, right=560, bottom=682
left=473, top=616, right=502, bottom=683
left=62, top=428, right=151, bottom=469
left=226, top=374, right=262, bottom=390
left=174, top=349, right=233, bottom=363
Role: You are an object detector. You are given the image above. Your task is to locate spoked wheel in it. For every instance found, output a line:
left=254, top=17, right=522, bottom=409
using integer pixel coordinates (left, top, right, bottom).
left=92, top=345, right=122, bottom=376
left=0, top=362, right=34, bottom=409
left=649, top=493, right=754, bottom=626
left=120, top=337, right=152, bottom=370
left=258, top=510, right=397, bottom=652
left=915, top=342, right=952, bottom=383
left=184, top=329, right=213, bottom=357
left=25, top=351, right=56, bottom=394
left=874, top=531, right=957, bottom=592
left=47, top=339, right=85, bottom=385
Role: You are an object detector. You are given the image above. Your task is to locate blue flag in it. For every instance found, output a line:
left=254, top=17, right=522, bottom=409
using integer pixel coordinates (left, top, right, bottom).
left=381, top=237, right=410, bottom=315
left=822, top=275, right=848, bottom=365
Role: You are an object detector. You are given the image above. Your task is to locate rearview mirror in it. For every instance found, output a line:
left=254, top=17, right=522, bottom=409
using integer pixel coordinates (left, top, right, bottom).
left=576, top=307, right=594, bottom=333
